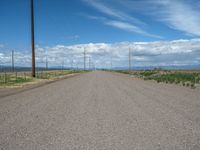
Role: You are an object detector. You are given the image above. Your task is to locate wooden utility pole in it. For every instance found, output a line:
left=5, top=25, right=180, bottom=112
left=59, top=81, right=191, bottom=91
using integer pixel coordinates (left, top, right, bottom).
left=84, top=48, right=86, bottom=70
left=31, top=0, right=36, bottom=77
left=110, top=53, right=113, bottom=71
left=11, top=50, right=14, bottom=72
left=62, top=60, right=64, bottom=71
left=129, top=48, right=132, bottom=72
left=89, top=57, right=91, bottom=70
left=46, top=51, right=48, bottom=70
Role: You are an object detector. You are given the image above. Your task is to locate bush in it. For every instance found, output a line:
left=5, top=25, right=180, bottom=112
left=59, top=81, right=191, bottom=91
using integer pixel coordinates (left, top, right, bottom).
left=116, top=70, right=200, bottom=88
left=175, top=80, right=180, bottom=84
left=191, top=83, right=195, bottom=88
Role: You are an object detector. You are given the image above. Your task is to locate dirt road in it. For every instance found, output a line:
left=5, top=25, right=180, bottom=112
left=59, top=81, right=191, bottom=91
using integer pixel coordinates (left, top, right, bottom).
left=0, top=71, right=200, bottom=150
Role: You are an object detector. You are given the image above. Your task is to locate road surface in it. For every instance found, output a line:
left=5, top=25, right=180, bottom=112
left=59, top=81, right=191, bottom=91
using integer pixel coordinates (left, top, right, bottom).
left=0, top=71, right=200, bottom=150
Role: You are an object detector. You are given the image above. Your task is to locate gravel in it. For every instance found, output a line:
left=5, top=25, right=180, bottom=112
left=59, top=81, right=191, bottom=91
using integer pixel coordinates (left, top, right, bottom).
left=0, top=71, right=200, bottom=150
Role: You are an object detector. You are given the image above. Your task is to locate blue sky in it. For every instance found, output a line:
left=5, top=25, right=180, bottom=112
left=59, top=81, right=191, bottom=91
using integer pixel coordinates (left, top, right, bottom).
left=0, top=0, right=200, bottom=68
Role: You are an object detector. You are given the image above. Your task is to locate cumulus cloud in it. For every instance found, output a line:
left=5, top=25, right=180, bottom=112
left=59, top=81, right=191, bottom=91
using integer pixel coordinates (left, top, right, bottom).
left=1, top=39, right=200, bottom=68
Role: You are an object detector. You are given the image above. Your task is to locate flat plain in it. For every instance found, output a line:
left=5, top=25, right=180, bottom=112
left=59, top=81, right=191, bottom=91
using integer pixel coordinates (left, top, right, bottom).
left=0, top=71, right=200, bottom=150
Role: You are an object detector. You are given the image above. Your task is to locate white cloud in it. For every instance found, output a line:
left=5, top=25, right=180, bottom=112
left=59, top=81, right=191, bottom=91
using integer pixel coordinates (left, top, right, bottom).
left=82, top=0, right=161, bottom=38
left=1, top=39, right=200, bottom=68
left=123, top=0, right=200, bottom=36
left=105, top=20, right=161, bottom=38
left=83, top=0, right=144, bottom=25
left=155, top=0, right=200, bottom=36
left=42, top=38, right=200, bottom=68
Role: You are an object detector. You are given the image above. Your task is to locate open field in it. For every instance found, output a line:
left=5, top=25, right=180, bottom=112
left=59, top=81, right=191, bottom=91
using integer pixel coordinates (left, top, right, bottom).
left=0, top=71, right=200, bottom=149
left=116, top=70, right=200, bottom=88
left=0, top=70, right=85, bottom=87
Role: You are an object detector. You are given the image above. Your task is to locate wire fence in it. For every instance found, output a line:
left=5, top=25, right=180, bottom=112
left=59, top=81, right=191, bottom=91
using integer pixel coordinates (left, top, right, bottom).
left=0, top=48, right=92, bottom=86
left=0, top=50, right=94, bottom=86
left=0, top=66, right=83, bottom=86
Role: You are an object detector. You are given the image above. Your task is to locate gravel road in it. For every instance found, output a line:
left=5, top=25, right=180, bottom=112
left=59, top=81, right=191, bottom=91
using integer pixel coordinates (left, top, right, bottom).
left=0, top=71, right=200, bottom=150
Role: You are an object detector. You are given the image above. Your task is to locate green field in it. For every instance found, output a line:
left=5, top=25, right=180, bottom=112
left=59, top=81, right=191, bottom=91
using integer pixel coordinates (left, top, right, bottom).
left=0, top=70, right=85, bottom=87
left=116, top=70, right=200, bottom=88
left=0, top=73, right=33, bottom=86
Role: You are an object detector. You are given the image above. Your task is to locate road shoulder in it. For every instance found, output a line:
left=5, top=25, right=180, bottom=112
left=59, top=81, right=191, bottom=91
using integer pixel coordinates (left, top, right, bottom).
left=0, top=73, right=81, bottom=99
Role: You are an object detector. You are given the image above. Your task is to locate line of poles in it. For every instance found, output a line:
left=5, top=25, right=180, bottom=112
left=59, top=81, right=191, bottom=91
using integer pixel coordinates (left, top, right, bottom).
left=29, top=0, right=133, bottom=74
left=83, top=48, right=93, bottom=71
left=4, top=47, right=132, bottom=72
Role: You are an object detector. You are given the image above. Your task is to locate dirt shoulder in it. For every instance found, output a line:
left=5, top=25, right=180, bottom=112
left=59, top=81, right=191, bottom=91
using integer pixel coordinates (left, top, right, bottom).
left=0, top=73, right=81, bottom=98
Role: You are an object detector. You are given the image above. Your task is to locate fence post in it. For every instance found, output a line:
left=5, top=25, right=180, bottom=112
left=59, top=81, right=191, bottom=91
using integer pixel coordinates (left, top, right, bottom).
left=24, top=72, right=26, bottom=81
left=46, top=71, right=48, bottom=79
left=4, top=72, right=6, bottom=84
left=15, top=72, right=18, bottom=82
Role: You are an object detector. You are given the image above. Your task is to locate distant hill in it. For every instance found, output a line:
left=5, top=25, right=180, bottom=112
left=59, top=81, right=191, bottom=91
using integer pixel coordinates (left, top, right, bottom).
left=0, top=65, right=200, bottom=72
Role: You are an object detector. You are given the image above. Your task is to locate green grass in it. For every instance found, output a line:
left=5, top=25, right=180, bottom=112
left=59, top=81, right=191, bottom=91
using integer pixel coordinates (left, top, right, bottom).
left=115, top=70, right=200, bottom=88
left=144, top=72, right=200, bottom=86
left=0, top=74, right=33, bottom=86
left=35, top=70, right=87, bottom=79
left=0, top=70, right=87, bottom=87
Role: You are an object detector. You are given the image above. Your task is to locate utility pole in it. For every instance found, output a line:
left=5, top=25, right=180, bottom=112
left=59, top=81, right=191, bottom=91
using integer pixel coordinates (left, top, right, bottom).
left=94, top=63, right=96, bottom=71
left=46, top=51, right=48, bottom=70
left=31, top=0, right=36, bottom=77
left=84, top=48, right=86, bottom=70
left=129, top=48, right=132, bottom=72
left=11, top=50, right=14, bottom=72
left=62, top=60, right=65, bottom=71
left=71, top=59, right=73, bottom=70
left=76, top=62, right=78, bottom=70
left=110, top=54, right=113, bottom=71
left=89, top=57, right=91, bottom=70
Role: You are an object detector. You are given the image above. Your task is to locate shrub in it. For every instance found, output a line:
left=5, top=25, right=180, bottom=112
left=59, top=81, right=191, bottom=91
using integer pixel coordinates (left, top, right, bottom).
left=175, top=80, right=180, bottom=84
left=191, top=83, right=195, bottom=88
left=157, top=79, right=161, bottom=83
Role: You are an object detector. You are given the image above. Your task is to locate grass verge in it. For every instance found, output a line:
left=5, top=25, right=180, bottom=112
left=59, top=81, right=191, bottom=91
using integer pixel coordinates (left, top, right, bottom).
left=0, top=70, right=87, bottom=88
left=115, top=70, right=200, bottom=89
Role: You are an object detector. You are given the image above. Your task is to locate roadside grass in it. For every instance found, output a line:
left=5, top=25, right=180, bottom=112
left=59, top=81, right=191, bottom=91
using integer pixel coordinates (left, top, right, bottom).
left=0, top=73, right=33, bottom=86
left=115, top=70, right=200, bottom=88
left=35, top=70, right=85, bottom=79
left=0, top=70, right=86, bottom=87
